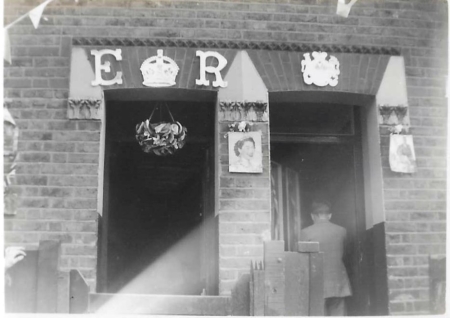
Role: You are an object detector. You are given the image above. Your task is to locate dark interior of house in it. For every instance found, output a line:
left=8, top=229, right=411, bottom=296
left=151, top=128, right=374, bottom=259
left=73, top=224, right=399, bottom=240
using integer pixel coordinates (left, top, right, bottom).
left=270, top=102, right=358, bottom=230
left=104, top=100, right=214, bottom=294
left=270, top=102, right=354, bottom=135
left=271, top=142, right=357, bottom=232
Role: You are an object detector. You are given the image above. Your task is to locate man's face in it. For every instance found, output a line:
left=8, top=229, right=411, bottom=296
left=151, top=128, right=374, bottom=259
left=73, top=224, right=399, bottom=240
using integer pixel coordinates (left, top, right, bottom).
left=239, top=141, right=255, bottom=158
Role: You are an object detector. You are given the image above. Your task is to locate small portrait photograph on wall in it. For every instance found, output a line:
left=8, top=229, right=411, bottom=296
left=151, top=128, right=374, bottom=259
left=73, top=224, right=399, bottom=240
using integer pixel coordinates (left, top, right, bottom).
left=389, top=134, right=417, bottom=173
left=228, top=131, right=263, bottom=173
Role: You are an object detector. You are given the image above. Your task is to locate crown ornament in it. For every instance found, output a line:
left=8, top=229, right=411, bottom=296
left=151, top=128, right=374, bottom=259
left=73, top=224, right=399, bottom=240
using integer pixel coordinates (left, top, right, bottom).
left=140, top=49, right=179, bottom=87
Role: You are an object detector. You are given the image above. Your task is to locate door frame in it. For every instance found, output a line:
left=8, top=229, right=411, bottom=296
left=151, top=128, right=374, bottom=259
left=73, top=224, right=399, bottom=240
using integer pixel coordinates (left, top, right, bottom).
left=268, top=92, right=387, bottom=314
left=270, top=130, right=370, bottom=315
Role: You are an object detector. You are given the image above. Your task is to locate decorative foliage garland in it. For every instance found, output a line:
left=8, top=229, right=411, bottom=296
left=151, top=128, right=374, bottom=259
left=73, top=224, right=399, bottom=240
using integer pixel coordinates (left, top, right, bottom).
left=228, top=121, right=253, bottom=133
left=379, top=104, right=408, bottom=123
left=224, top=121, right=254, bottom=139
left=135, top=105, right=187, bottom=156
left=219, top=101, right=268, bottom=122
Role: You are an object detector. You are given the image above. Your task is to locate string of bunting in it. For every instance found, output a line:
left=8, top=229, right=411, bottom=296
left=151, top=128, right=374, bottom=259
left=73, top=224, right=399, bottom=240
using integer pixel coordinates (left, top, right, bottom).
left=3, top=0, right=79, bottom=64
left=336, top=0, right=359, bottom=18
left=3, top=0, right=358, bottom=64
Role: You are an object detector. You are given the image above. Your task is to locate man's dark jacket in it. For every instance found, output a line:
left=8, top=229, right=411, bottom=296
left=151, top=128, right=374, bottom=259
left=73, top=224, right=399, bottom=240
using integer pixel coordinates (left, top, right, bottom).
left=300, top=219, right=352, bottom=298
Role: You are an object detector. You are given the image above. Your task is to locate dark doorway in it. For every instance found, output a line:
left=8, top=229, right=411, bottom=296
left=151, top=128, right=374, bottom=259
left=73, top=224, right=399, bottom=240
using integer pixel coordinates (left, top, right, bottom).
left=99, top=96, right=217, bottom=295
left=270, top=102, right=369, bottom=316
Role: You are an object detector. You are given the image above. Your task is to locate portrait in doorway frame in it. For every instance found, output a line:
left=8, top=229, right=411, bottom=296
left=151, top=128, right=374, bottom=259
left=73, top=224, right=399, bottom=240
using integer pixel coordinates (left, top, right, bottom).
left=228, top=131, right=263, bottom=173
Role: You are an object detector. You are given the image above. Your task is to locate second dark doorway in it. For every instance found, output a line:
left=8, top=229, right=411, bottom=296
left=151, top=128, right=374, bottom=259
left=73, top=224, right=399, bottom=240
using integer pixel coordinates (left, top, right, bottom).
left=270, top=101, right=369, bottom=316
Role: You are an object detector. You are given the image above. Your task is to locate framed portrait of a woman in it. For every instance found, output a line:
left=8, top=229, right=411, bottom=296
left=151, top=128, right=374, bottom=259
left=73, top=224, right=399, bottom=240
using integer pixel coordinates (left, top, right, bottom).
left=389, top=134, right=417, bottom=173
left=228, top=131, right=263, bottom=173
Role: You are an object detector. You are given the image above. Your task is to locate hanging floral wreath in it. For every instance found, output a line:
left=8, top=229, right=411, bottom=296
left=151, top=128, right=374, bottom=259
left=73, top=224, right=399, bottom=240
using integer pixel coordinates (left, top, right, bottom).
left=135, top=105, right=187, bottom=156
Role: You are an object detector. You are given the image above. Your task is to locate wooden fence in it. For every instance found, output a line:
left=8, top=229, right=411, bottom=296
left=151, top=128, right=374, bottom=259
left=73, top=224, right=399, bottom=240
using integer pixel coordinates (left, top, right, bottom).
left=5, top=239, right=323, bottom=315
left=5, top=240, right=89, bottom=314
left=5, top=240, right=64, bottom=313
left=429, top=255, right=446, bottom=314
left=250, top=240, right=324, bottom=316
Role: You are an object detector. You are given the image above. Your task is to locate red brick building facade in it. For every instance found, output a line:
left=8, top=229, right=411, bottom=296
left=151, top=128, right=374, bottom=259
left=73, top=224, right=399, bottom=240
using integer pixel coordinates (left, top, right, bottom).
left=3, top=0, right=447, bottom=315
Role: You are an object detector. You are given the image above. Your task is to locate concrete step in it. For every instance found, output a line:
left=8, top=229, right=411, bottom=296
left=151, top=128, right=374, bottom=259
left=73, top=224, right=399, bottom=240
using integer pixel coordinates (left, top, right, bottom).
left=89, top=293, right=232, bottom=315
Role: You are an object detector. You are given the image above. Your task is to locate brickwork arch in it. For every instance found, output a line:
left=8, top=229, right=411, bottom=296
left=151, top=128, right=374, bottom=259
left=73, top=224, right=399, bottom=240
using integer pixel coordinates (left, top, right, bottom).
left=247, top=50, right=391, bottom=95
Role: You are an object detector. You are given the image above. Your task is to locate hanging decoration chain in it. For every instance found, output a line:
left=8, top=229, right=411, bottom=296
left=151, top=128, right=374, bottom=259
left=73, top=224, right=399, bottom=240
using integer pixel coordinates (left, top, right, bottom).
left=135, top=102, right=187, bottom=156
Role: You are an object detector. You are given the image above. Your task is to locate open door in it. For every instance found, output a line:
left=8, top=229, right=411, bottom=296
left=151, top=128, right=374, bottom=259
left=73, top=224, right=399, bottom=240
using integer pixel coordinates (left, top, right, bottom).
left=201, top=146, right=218, bottom=295
left=271, top=162, right=301, bottom=251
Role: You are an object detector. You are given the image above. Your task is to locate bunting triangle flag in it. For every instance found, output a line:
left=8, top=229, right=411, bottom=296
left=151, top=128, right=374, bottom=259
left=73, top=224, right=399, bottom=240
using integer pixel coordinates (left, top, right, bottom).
left=4, top=29, right=12, bottom=64
left=28, top=0, right=53, bottom=29
left=336, top=0, right=358, bottom=18
left=3, top=104, right=17, bottom=126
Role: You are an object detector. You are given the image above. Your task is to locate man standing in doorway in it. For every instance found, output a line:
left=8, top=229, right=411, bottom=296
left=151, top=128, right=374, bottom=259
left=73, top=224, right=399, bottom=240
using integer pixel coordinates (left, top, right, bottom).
left=300, top=200, right=352, bottom=316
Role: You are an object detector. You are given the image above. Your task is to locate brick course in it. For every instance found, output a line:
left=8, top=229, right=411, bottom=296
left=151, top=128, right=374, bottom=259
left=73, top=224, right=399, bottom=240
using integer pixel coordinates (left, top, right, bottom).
left=3, top=0, right=447, bottom=313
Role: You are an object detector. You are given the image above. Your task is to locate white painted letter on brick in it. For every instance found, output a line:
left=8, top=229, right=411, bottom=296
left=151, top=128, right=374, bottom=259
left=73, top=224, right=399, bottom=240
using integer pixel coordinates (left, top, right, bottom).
left=91, top=49, right=123, bottom=86
left=196, top=51, right=228, bottom=88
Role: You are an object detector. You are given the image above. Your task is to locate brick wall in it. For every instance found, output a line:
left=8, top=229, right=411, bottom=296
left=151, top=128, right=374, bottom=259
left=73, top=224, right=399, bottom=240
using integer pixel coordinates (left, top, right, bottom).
left=3, top=0, right=447, bottom=314
left=218, top=122, right=271, bottom=295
